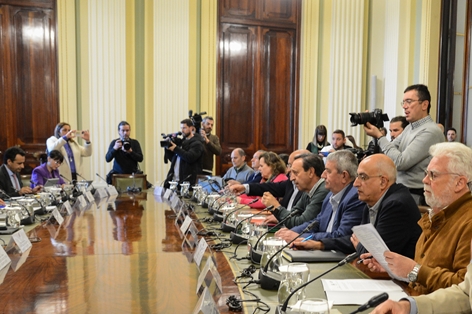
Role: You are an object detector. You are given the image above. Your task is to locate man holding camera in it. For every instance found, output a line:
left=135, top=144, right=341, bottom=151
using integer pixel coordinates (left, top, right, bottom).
left=105, top=121, right=144, bottom=183
left=363, top=84, right=444, bottom=205
left=164, top=118, right=204, bottom=188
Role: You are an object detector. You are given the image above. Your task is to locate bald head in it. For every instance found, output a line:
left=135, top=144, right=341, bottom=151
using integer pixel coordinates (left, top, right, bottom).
left=288, top=149, right=310, bottom=165
left=354, top=154, right=397, bottom=206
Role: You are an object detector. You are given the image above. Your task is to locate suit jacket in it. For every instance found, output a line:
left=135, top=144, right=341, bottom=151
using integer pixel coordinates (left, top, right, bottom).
left=321, top=183, right=421, bottom=259
left=247, top=179, right=302, bottom=209
left=272, top=180, right=329, bottom=229
left=0, top=164, right=23, bottom=197
left=31, top=163, right=65, bottom=187
left=291, top=182, right=364, bottom=240
left=245, top=171, right=262, bottom=184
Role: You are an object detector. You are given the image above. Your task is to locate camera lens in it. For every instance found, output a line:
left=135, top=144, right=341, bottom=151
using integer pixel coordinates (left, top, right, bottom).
left=123, top=141, right=131, bottom=150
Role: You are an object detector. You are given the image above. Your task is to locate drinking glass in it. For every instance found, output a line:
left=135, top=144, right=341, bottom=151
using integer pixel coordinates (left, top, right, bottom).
left=277, top=263, right=310, bottom=305
left=248, top=222, right=268, bottom=253
left=260, top=236, right=285, bottom=271
left=298, top=298, right=330, bottom=314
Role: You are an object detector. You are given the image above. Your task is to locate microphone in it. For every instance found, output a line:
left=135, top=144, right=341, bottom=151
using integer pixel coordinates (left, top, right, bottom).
left=349, top=292, right=389, bottom=314
left=250, top=209, right=302, bottom=264
left=0, top=188, right=11, bottom=200
left=60, top=174, right=73, bottom=185
left=276, top=252, right=360, bottom=313
left=258, top=220, right=320, bottom=290
left=218, top=198, right=260, bottom=226
left=127, top=172, right=142, bottom=193
left=229, top=205, right=274, bottom=244
left=96, top=173, right=110, bottom=187
left=76, top=173, right=96, bottom=194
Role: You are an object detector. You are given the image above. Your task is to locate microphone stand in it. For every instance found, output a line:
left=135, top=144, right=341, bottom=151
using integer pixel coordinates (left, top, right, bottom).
left=258, top=220, right=320, bottom=290
left=249, top=209, right=301, bottom=264
left=76, top=173, right=96, bottom=195
left=276, top=252, right=359, bottom=314
left=229, top=205, right=274, bottom=244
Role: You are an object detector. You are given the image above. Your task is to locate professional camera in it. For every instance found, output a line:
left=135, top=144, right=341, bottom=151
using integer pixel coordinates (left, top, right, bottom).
left=188, top=110, right=207, bottom=134
left=121, top=139, right=131, bottom=151
left=160, top=132, right=183, bottom=148
left=349, top=108, right=389, bottom=128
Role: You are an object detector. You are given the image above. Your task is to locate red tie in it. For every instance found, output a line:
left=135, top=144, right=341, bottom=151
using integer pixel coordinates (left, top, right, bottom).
left=12, top=174, right=20, bottom=190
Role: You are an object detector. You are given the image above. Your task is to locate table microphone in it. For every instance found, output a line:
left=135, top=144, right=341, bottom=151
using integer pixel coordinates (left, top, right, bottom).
left=60, top=174, right=73, bottom=185
left=349, top=292, right=389, bottom=314
left=76, top=173, right=96, bottom=194
left=230, top=205, right=274, bottom=244
left=249, top=208, right=302, bottom=264
left=96, top=173, right=110, bottom=187
left=217, top=198, right=259, bottom=226
left=276, top=251, right=359, bottom=313
left=258, top=220, right=319, bottom=290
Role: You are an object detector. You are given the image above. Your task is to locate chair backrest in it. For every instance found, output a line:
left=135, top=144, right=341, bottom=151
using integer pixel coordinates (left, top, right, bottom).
left=20, top=174, right=32, bottom=187
left=112, top=174, right=147, bottom=192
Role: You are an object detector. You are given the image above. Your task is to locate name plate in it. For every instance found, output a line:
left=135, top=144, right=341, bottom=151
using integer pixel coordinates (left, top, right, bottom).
left=193, top=238, right=208, bottom=267
left=52, top=208, right=64, bottom=226
left=94, top=187, right=109, bottom=200
left=163, top=189, right=172, bottom=200
left=8, top=229, right=32, bottom=253
left=180, top=215, right=193, bottom=235
left=62, top=201, right=73, bottom=215
left=0, top=246, right=12, bottom=270
left=154, top=186, right=164, bottom=196
left=85, top=191, right=95, bottom=203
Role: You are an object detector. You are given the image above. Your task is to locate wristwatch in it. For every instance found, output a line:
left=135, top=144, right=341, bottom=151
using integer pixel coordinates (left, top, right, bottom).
left=408, top=264, right=421, bottom=283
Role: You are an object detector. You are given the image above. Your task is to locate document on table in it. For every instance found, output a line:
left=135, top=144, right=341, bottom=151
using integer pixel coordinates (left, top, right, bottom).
left=321, top=279, right=408, bottom=305
left=352, top=224, right=408, bottom=282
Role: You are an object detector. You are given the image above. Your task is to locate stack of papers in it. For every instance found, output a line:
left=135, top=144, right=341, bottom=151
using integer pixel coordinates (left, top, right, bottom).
left=321, top=279, right=408, bottom=305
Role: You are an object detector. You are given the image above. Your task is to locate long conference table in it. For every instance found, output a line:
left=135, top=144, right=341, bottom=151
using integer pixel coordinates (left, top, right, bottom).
left=0, top=190, right=412, bottom=314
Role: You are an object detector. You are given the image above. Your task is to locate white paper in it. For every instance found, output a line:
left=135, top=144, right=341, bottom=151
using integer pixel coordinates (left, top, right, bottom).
left=322, top=279, right=408, bottom=305
left=0, top=246, right=12, bottom=269
left=352, top=224, right=408, bottom=281
left=52, top=208, right=64, bottom=226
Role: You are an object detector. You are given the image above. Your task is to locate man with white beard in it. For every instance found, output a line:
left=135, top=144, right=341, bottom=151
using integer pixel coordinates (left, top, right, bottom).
left=361, top=142, right=472, bottom=295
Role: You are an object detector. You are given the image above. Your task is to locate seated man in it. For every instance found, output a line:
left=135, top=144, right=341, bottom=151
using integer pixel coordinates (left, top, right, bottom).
left=320, top=129, right=352, bottom=154
left=0, top=147, right=42, bottom=196
left=276, top=150, right=364, bottom=242
left=371, top=240, right=472, bottom=314
left=245, top=150, right=265, bottom=183
left=294, top=154, right=421, bottom=260
left=261, top=153, right=329, bottom=229
left=362, top=142, right=472, bottom=294
left=222, top=148, right=254, bottom=184
left=228, top=149, right=309, bottom=212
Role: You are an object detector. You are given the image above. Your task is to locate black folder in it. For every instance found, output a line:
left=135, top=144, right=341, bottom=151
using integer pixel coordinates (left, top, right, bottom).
left=282, top=249, right=346, bottom=262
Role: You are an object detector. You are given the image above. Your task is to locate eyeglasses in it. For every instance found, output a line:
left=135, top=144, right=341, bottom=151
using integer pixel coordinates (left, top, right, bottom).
left=424, top=170, right=461, bottom=181
left=356, top=173, right=382, bottom=182
left=52, top=160, right=62, bottom=165
left=400, top=99, right=423, bottom=107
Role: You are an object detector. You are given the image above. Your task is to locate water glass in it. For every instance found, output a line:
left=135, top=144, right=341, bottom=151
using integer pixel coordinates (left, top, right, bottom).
left=277, top=263, right=310, bottom=305
left=248, top=222, right=268, bottom=252
left=260, top=236, right=286, bottom=271
left=298, top=298, right=330, bottom=314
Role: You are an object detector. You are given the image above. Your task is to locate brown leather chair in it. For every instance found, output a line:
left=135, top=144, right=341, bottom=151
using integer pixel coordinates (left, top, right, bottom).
left=112, top=174, right=147, bottom=192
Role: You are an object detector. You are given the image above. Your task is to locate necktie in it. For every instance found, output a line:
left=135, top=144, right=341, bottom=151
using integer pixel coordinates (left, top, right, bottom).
left=12, top=174, right=20, bottom=190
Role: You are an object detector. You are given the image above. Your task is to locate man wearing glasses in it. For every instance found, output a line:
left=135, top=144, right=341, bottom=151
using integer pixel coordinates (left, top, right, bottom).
left=361, top=142, right=472, bottom=295
left=363, top=84, right=444, bottom=205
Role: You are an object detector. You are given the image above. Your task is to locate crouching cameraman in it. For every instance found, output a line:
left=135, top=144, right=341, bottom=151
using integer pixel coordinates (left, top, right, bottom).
left=164, top=118, right=204, bottom=189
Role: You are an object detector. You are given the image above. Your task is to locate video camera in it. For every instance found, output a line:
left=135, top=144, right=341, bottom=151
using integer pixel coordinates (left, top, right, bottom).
left=349, top=108, right=389, bottom=129
left=160, top=132, right=183, bottom=148
left=189, top=110, right=206, bottom=134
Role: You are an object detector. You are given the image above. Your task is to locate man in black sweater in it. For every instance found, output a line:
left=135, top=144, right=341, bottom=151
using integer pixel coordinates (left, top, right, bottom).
left=105, top=121, right=144, bottom=183
left=164, top=119, right=204, bottom=188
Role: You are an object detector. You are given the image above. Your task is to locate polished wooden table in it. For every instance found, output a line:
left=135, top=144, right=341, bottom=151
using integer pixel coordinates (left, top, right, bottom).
left=0, top=192, right=240, bottom=314
left=0, top=192, right=412, bottom=314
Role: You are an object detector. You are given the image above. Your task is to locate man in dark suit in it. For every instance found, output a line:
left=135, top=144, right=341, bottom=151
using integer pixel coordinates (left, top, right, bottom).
left=276, top=150, right=364, bottom=243
left=294, top=153, right=421, bottom=260
left=228, top=149, right=309, bottom=212
left=0, top=147, right=42, bottom=197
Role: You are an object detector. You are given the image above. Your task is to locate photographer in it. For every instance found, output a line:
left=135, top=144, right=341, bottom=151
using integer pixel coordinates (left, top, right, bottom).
left=164, top=118, right=204, bottom=188
left=361, top=84, right=444, bottom=205
left=105, top=121, right=144, bottom=184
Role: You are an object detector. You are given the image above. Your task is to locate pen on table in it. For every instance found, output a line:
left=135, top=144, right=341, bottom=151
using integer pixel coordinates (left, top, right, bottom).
left=300, top=234, right=314, bottom=243
left=357, top=256, right=374, bottom=264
